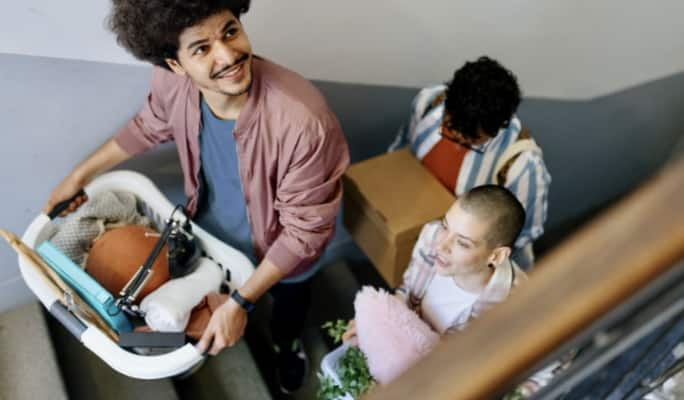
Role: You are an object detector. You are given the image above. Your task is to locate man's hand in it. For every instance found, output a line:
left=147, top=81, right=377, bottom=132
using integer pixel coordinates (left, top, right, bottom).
left=194, top=258, right=284, bottom=356
left=43, top=174, right=89, bottom=217
left=42, top=138, right=132, bottom=217
left=195, top=297, right=247, bottom=356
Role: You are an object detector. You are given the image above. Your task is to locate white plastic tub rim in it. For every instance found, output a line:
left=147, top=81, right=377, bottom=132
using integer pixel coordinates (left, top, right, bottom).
left=320, top=342, right=355, bottom=400
left=18, top=170, right=255, bottom=379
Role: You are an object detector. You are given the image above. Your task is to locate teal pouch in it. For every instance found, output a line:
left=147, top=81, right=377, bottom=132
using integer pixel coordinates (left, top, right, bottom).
left=36, top=241, right=133, bottom=334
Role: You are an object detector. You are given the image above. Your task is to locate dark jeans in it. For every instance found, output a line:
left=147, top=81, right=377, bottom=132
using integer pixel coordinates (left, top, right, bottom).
left=269, top=279, right=312, bottom=350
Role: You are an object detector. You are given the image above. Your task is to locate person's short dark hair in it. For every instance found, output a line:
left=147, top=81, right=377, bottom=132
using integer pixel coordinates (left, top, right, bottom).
left=444, top=56, right=521, bottom=141
left=459, top=185, right=525, bottom=248
left=108, top=0, right=251, bottom=69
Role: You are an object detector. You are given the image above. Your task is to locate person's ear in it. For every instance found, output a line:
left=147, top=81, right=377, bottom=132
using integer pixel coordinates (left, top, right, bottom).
left=488, top=246, right=511, bottom=268
left=165, top=58, right=187, bottom=76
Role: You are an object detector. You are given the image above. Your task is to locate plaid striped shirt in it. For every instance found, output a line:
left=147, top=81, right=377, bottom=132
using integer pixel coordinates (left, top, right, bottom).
left=390, top=85, right=551, bottom=268
left=395, top=221, right=527, bottom=333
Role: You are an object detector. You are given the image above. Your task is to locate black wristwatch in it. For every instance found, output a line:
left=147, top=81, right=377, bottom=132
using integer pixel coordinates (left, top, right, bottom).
left=230, top=289, right=255, bottom=313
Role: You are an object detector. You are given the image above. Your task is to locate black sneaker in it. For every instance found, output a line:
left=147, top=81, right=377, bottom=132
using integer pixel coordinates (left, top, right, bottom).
left=275, top=339, right=309, bottom=394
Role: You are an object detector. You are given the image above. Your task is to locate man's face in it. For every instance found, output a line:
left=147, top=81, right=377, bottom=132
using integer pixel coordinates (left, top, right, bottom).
left=432, top=201, right=498, bottom=279
left=167, top=10, right=253, bottom=97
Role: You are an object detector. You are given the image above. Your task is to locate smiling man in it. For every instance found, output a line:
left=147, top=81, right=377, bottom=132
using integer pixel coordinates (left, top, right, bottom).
left=43, top=0, right=349, bottom=392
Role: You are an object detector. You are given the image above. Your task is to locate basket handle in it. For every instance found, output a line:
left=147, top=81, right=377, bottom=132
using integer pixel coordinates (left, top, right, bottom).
left=48, top=189, right=86, bottom=219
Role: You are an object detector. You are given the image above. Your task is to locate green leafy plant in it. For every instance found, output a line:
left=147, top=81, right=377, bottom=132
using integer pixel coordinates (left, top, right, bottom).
left=337, top=346, right=374, bottom=397
left=318, top=320, right=375, bottom=400
left=318, top=373, right=347, bottom=400
left=322, top=319, right=349, bottom=344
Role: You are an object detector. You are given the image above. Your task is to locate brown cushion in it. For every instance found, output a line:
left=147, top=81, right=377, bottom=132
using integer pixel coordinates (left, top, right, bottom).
left=185, top=293, right=229, bottom=339
left=86, top=225, right=169, bottom=303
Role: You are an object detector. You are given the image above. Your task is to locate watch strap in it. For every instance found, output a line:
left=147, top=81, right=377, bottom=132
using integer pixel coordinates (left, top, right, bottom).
left=230, top=289, right=255, bottom=313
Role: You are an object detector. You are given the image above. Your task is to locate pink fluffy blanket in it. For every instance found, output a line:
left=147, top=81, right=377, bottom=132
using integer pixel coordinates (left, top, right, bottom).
left=354, top=286, right=440, bottom=385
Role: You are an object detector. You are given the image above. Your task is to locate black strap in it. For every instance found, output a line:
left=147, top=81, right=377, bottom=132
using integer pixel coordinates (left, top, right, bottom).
left=230, top=289, right=255, bottom=313
left=116, top=205, right=187, bottom=314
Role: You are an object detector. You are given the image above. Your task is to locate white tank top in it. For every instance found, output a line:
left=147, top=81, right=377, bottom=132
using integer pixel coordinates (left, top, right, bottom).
left=421, top=274, right=480, bottom=334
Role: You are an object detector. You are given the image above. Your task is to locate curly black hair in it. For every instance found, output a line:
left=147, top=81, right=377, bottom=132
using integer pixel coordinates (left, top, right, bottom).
left=444, top=56, right=521, bottom=140
left=108, top=0, right=251, bottom=69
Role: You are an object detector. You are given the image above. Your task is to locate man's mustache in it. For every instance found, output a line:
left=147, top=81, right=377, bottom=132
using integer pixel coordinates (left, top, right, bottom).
left=211, top=54, right=250, bottom=80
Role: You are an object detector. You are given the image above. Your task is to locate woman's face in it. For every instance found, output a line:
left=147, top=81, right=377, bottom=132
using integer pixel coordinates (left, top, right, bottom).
left=432, top=201, right=496, bottom=279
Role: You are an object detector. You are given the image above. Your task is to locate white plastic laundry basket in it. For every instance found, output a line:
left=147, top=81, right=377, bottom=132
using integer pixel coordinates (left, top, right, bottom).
left=18, top=170, right=255, bottom=379
left=320, top=342, right=355, bottom=400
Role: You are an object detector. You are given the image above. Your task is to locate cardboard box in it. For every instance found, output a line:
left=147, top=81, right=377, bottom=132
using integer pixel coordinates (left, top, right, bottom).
left=343, top=148, right=455, bottom=287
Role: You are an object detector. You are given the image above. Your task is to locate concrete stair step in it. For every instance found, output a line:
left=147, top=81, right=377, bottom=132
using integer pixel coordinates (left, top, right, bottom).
left=45, top=312, right=179, bottom=400
left=243, top=260, right=363, bottom=400
left=0, top=302, right=68, bottom=400
left=174, top=340, right=271, bottom=400
left=0, top=260, right=366, bottom=400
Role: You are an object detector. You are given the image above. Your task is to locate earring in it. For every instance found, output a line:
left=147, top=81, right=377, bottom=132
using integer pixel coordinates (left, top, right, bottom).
left=488, top=263, right=495, bottom=270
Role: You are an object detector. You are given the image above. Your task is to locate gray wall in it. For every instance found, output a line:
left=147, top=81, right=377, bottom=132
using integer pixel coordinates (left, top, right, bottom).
left=1, top=53, right=683, bottom=312
left=3, top=1, right=684, bottom=99
left=314, top=74, right=684, bottom=247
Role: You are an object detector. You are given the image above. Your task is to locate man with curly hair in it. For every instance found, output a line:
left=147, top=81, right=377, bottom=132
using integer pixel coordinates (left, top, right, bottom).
left=390, top=57, right=550, bottom=269
left=43, top=0, right=349, bottom=392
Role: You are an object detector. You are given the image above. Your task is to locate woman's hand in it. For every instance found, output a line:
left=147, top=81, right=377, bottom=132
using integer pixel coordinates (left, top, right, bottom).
left=342, top=319, right=358, bottom=345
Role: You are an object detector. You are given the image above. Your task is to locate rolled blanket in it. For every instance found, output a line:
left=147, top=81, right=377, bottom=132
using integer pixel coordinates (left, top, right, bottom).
left=140, top=257, right=224, bottom=332
left=355, top=286, right=440, bottom=385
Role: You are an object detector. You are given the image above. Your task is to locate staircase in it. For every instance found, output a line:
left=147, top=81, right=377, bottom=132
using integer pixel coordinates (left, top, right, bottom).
left=0, top=301, right=270, bottom=400
left=0, top=302, right=67, bottom=400
left=0, top=260, right=369, bottom=400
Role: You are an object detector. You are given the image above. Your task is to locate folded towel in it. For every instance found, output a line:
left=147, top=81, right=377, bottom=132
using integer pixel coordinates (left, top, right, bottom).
left=140, top=257, right=224, bottom=332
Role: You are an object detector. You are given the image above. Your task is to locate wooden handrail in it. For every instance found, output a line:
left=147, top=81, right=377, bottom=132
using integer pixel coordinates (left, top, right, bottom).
left=366, top=157, right=684, bottom=400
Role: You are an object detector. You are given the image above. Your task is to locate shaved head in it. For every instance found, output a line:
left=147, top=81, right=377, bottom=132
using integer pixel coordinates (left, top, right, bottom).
left=459, top=185, right=525, bottom=248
